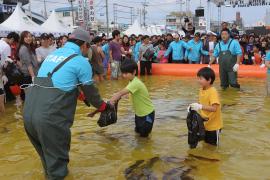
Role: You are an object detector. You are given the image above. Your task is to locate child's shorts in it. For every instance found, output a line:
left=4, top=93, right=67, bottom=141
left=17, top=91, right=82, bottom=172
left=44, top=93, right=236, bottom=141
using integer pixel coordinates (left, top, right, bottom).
left=135, top=111, right=155, bottom=137
left=205, top=129, right=221, bottom=146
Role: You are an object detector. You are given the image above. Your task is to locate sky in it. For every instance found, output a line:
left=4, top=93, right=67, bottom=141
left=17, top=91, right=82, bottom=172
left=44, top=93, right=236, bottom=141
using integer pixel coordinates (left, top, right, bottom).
left=28, top=0, right=269, bottom=26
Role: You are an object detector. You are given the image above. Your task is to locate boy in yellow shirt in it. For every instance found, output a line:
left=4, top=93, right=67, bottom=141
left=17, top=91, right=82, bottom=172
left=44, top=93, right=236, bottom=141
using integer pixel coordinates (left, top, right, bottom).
left=189, top=67, right=223, bottom=146
left=110, top=59, right=155, bottom=137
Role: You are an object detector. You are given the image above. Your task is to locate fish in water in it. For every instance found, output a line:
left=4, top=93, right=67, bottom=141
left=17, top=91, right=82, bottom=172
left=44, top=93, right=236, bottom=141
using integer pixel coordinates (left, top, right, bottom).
left=160, top=156, right=186, bottom=164
left=222, top=103, right=237, bottom=109
left=0, top=127, right=9, bottom=134
left=125, top=157, right=159, bottom=180
left=162, top=166, right=193, bottom=180
left=188, top=154, right=220, bottom=162
left=125, top=156, right=193, bottom=180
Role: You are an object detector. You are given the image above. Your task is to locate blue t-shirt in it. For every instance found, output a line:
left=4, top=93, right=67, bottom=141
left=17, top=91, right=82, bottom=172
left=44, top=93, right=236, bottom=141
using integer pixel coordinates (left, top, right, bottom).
left=213, top=39, right=242, bottom=58
left=266, top=51, right=270, bottom=74
left=164, top=40, right=188, bottom=61
left=185, top=39, right=209, bottom=62
left=38, top=42, right=93, bottom=92
left=102, top=43, right=110, bottom=68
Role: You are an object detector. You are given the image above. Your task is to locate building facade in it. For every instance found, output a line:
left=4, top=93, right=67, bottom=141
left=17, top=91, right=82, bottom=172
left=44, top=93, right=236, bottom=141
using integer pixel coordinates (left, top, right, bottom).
left=54, top=6, right=78, bottom=28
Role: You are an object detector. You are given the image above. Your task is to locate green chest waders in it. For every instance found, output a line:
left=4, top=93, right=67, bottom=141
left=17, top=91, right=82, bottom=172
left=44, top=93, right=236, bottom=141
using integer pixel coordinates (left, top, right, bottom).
left=23, top=54, right=79, bottom=180
left=218, top=40, right=240, bottom=89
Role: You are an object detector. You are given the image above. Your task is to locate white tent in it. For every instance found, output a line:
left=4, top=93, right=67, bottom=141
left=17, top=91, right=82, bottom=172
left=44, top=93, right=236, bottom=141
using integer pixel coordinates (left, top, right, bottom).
left=124, top=20, right=148, bottom=36
left=156, top=27, right=163, bottom=35
left=151, top=26, right=158, bottom=35
left=1, top=4, right=46, bottom=35
left=142, top=27, right=150, bottom=35
left=41, top=11, right=72, bottom=36
left=147, top=26, right=154, bottom=36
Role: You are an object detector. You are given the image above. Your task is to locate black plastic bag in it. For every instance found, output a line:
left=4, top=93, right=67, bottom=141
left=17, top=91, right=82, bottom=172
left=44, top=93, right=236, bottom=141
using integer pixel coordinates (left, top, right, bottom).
left=97, top=101, right=118, bottom=127
left=3, top=62, right=24, bottom=85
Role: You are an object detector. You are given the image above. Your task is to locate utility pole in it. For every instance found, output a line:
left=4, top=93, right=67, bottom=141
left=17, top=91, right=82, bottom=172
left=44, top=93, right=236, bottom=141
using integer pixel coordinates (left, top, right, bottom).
left=142, top=1, right=148, bottom=27
left=218, top=3, right=221, bottom=32
left=68, top=0, right=75, bottom=26
left=186, top=0, right=190, bottom=15
left=43, top=0, right=47, bottom=18
left=179, top=0, right=183, bottom=14
left=207, top=0, right=211, bottom=31
left=106, top=0, right=109, bottom=36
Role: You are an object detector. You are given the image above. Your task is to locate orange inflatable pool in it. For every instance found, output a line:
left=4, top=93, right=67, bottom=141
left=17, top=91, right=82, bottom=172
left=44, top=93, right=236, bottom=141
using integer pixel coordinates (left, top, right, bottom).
left=151, top=64, right=267, bottom=78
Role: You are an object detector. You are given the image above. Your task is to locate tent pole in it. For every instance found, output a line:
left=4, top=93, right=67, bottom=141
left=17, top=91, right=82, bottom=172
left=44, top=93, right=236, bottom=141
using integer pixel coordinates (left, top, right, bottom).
left=29, top=0, right=32, bottom=20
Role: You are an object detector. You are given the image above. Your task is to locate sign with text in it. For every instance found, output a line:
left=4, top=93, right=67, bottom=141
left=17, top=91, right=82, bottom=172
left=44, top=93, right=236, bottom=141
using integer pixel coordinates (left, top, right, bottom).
left=89, top=0, right=95, bottom=22
left=78, top=0, right=84, bottom=22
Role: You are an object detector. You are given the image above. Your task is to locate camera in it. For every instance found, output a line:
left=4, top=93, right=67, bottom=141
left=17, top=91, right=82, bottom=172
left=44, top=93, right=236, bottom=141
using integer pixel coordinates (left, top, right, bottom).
left=184, top=17, right=190, bottom=23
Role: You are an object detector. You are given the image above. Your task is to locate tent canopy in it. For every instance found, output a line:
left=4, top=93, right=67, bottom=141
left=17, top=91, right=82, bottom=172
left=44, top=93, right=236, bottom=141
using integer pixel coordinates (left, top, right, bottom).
left=124, top=20, right=149, bottom=36
left=1, top=4, right=46, bottom=35
left=41, top=11, right=72, bottom=35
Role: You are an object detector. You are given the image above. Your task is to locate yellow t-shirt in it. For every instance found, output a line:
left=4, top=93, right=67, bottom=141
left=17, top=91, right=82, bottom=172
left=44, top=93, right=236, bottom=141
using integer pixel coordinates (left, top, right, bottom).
left=199, top=87, right=223, bottom=131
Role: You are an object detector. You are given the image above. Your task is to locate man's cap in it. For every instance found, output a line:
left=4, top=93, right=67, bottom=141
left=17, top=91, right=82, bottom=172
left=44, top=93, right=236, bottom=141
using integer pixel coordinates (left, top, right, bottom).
left=194, top=32, right=201, bottom=37
left=172, top=33, right=180, bottom=39
left=40, top=33, right=49, bottom=39
left=207, top=31, right=217, bottom=36
left=69, top=27, right=91, bottom=44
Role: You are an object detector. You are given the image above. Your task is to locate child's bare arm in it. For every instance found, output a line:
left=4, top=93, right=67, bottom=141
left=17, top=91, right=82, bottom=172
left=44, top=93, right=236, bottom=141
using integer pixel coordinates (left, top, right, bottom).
left=110, top=88, right=129, bottom=104
left=202, top=103, right=219, bottom=112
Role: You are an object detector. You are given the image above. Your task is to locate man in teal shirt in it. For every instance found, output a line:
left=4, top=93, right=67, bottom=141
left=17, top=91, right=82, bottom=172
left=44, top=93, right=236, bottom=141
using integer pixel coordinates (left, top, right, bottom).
left=24, top=28, right=108, bottom=179
left=165, top=33, right=188, bottom=63
left=185, top=32, right=209, bottom=64
left=209, top=28, right=242, bottom=89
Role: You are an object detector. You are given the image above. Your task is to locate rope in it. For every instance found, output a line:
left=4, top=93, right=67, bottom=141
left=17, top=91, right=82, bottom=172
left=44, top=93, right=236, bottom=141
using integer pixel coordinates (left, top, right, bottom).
left=20, top=79, right=94, bottom=90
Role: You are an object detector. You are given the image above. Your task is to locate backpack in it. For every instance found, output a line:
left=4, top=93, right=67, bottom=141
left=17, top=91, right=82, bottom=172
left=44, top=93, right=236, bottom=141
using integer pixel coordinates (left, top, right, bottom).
left=186, top=109, right=206, bottom=148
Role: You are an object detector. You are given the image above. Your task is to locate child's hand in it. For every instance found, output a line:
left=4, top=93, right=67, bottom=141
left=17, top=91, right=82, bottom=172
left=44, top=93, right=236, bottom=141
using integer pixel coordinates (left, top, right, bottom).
left=110, top=94, right=119, bottom=105
left=260, top=64, right=266, bottom=68
left=190, top=103, right=203, bottom=111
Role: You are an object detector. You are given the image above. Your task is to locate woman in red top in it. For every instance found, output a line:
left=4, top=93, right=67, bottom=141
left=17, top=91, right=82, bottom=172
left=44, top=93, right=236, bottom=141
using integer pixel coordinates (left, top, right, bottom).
left=252, top=44, right=262, bottom=65
left=121, top=35, right=131, bottom=58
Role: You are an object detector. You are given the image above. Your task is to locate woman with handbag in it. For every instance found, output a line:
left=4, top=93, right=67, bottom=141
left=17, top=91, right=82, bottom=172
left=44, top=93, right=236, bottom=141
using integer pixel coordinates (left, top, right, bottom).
left=139, top=35, right=154, bottom=75
left=17, top=31, right=39, bottom=100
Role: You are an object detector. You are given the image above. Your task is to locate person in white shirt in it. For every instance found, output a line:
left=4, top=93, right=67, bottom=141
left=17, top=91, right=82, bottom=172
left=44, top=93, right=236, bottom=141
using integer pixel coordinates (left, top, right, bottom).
left=0, top=32, right=19, bottom=113
left=35, top=33, right=55, bottom=67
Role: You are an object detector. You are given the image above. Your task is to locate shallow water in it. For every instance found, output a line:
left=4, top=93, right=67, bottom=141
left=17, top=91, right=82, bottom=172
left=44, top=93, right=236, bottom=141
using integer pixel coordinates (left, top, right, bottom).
left=0, top=76, right=270, bottom=180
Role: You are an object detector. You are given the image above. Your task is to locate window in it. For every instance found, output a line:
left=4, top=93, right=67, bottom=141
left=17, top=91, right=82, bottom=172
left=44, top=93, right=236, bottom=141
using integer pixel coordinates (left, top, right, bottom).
left=63, top=11, right=70, bottom=17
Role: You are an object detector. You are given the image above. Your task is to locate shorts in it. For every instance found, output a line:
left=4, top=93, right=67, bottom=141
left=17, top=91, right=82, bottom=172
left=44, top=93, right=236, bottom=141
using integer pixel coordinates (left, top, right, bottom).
left=0, top=88, right=4, bottom=96
left=92, top=63, right=104, bottom=75
left=135, top=111, right=155, bottom=137
left=204, top=129, right=221, bottom=146
left=110, top=60, right=121, bottom=79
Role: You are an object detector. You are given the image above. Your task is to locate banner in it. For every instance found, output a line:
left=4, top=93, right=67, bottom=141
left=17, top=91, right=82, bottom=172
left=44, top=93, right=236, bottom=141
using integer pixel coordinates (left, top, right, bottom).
left=78, top=0, right=84, bottom=22
left=89, top=0, right=95, bottom=22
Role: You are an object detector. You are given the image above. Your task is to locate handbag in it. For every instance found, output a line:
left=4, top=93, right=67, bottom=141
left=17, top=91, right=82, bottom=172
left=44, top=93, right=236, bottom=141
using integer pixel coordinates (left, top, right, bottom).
left=3, top=61, right=24, bottom=85
left=143, top=48, right=155, bottom=61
